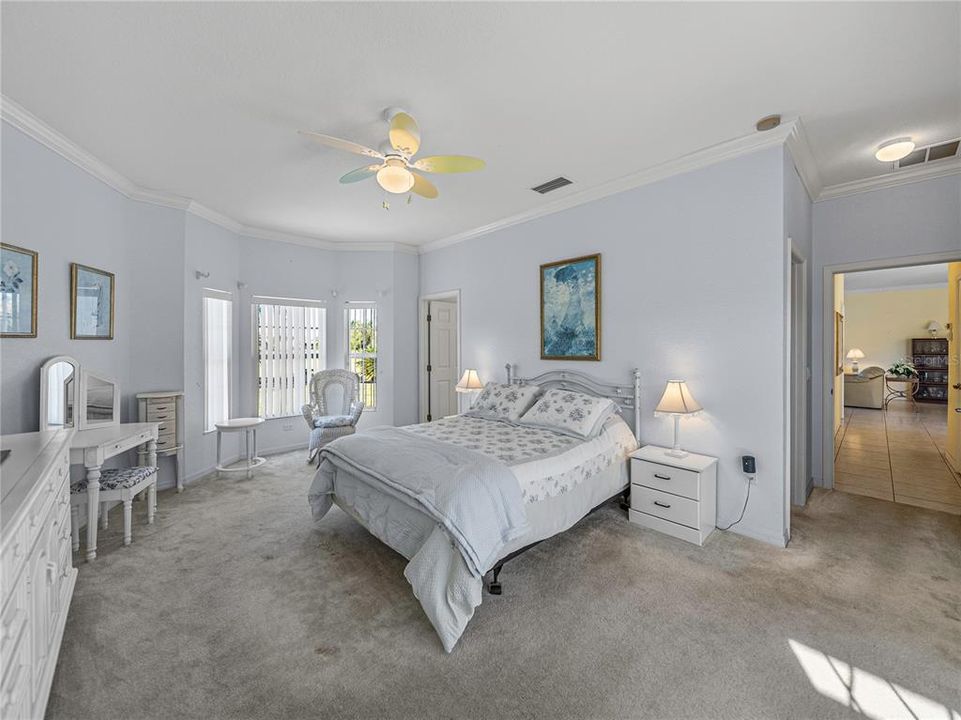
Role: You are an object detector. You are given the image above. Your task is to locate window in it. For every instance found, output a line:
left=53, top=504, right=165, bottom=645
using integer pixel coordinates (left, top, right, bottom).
left=203, top=289, right=232, bottom=433
left=254, top=297, right=326, bottom=419
left=346, top=302, right=377, bottom=410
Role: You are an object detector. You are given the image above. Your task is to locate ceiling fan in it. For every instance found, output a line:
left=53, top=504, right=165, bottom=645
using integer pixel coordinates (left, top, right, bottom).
left=299, top=108, right=485, bottom=200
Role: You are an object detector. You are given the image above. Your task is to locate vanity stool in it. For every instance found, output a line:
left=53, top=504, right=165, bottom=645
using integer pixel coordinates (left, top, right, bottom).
left=71, top=466, right=158, bottom=553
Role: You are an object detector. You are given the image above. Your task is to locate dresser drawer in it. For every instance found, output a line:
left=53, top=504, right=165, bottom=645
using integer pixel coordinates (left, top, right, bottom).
left=631, top=459, right=700, bottom=500
left=0, top=614, right=30, bottom=720
left=631, top=485, right=699, bottom=528
left=146, top=405, right=176, bottom=422
left=155, top=433, right=178, bottom=452
left=155, top=419, right=176, bottom=435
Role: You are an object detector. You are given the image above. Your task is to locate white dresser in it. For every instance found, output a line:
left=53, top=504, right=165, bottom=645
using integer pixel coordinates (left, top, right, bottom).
left=136, top=391, right=184, bottom=492
left=629, top=445, right=718, bottom=546
left=1, top=429, right=77, bottom=720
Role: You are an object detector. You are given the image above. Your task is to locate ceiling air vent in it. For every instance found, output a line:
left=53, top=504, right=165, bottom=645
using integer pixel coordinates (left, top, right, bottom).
left=531, top=176, right=573, bottom=194
left=896, top=139, right=960, bottom=169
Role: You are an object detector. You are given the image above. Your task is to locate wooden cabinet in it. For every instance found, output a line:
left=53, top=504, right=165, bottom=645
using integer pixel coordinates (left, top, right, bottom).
left=1, top=429, right=77, bottom=720
left=913, top=338, right=948, bottom=403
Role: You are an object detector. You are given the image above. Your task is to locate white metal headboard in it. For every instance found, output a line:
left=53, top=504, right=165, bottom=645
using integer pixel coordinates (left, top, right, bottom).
left=505, top=363, right=641, bottom=440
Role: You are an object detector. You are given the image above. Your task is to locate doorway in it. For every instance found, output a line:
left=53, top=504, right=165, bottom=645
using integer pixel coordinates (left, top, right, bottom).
left=827, top=259, right=961, bottom=514
left=790, top=248, right=809, bottom=509
left=418, top=291, right=460, bottom=423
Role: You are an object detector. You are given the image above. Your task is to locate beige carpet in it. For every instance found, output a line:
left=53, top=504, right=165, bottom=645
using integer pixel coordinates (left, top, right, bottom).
left=47, top=451, right=961, bottom=720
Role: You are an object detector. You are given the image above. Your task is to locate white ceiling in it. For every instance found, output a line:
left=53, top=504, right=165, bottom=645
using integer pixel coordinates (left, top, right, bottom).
left=2, top=2, right=959, bottom=247
left=845, top=263, right=949, bottom=293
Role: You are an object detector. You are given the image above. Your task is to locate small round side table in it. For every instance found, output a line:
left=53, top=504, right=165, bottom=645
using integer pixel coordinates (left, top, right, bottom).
left=883, top=375, right=919, bottom=412
left=215, top=417, right=267, bottom=478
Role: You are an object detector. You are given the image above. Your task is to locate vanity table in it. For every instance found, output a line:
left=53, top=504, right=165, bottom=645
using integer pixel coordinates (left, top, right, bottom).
left=70, top=423, right=158, bottom=561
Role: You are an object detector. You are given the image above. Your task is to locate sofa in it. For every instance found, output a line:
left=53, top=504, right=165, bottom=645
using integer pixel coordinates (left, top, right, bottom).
left=843, top=366, right=885, bottom=409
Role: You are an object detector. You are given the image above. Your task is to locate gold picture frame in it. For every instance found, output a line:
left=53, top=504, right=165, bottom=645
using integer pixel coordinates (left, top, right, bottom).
left=0, top=243, right=39, bottom=338
left=540, top=253, right=601, bottom=361
left=70, top=262, right=115, bottom=340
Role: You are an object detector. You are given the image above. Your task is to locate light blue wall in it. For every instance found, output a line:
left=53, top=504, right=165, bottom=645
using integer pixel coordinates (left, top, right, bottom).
left=420, top=147, right=790, bottom=546
left=2, top=121, right=416, bottom=489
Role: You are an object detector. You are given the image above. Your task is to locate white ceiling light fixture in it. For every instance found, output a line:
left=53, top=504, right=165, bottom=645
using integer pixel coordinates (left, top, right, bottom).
left=300, top=108, right=485, bottom=200
left=875, top=138, right=916, bottom=163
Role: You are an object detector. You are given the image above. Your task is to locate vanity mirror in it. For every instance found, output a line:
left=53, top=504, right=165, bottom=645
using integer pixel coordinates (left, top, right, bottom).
left=40, top=355, right=79, bottom=430
left=39, top=356, right=121, bottom=431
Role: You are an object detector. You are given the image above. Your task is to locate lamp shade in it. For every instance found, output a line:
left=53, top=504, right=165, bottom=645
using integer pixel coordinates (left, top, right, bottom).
left=928, top=321, right=941, bottom=333
left=455, top=369, right=484, bottom=393
left=846, top=348, right=865, bottom=361
left=654, top=380, right=702, bottom=416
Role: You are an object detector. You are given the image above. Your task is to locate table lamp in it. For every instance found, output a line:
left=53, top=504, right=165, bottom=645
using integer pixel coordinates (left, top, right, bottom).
left=654, top=380, right=703, bottom=458
left=455, top=369, right=483, bottom=393
left=927, top=321, right=941, bottom=337
left=846, top=348, right=865, bottom=374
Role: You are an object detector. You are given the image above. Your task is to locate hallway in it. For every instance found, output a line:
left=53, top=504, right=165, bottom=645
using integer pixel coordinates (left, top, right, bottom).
left=834, top=402, right=961, bottom=514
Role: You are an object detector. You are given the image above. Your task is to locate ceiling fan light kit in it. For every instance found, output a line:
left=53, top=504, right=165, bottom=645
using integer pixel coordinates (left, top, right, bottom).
left=300, top=107, right=485, bottom=203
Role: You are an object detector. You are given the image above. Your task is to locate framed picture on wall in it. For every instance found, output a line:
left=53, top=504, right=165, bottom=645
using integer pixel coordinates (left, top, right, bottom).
left=71, top=263, right=115, bottom=340
left=1, top=243, right=38, bottom=338
left=540, top=253, right=601, bottom=361
left=834, top=311, right=844, bottom=376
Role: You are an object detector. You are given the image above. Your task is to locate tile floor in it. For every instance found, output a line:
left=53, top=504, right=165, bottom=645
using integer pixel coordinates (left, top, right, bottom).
left=834, top=400, right=961, bottom=514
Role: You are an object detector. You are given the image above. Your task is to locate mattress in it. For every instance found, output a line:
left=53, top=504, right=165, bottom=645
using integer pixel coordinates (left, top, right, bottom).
left=328, top=414, right=637, bottom=565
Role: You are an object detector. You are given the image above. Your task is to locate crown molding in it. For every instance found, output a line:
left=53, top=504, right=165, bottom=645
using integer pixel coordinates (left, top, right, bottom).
left=1, top=94, right=419, bottom=255
left=419, top=120, right=799, bottom=254
left=784, top=117, right=823, bottom=201
left=817, top=158, right=961, bottom=202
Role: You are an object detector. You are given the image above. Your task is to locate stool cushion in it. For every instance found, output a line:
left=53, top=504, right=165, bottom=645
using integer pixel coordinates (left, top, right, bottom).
left=313, top=415, right=353, bottom=428
left=71, top=466, right=158, bottom=493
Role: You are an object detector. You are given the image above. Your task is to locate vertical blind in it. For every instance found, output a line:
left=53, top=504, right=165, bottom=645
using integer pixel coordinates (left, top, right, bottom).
left=203, top=289, right=232, bottom=432
left=346, top=302, right=377, bottom=410
left=255, top=298, right=326, bottom=419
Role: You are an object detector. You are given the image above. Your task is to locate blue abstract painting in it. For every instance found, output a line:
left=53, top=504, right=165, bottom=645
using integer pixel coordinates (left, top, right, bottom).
left=540, top=254, right=600, bottom=360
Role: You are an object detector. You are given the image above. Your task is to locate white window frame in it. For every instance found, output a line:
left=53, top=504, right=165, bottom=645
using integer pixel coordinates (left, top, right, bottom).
left=345, top=302, right=377, bottom=411
left=203, top=288, right=233, bottom=434
left=252, top=296, right=327, bottom=420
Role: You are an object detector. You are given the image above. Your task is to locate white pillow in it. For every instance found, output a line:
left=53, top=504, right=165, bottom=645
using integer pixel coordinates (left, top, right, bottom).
left=518, top=388, right=617, bottom=440
left=466, top=382, right=541, bottom=422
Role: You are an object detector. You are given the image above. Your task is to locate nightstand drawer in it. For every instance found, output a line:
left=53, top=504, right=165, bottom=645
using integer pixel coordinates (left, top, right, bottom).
left=631, top=485, right=699, bottom=528
left=631, top=459, right=700, bottom=500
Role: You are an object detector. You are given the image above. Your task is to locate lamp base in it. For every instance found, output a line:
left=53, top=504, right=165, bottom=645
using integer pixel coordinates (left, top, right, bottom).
left=665, top=448, right=690, bottom=459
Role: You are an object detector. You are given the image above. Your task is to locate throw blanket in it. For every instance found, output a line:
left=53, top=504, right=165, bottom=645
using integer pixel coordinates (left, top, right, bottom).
left=308, top=427, right=530, bottom=651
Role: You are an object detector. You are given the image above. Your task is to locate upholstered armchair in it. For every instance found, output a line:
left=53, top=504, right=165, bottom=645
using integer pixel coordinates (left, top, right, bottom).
left=844, top=366, right=885, bottom=410
left=302, top=369, right=365, bottom=463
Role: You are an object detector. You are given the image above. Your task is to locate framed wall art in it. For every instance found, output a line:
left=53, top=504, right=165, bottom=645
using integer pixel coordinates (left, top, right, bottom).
left=1, top=243, right=38, bottom=338
left=540, top=253, right=600, bottom=361
left=71, top=263, right=115, bottom=340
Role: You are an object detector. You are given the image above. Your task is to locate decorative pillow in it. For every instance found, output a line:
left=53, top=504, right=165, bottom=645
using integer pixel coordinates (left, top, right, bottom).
left=466, top=382, right=541, bottom=423
left=518, top=388, right=617, bottom=440
left=313, top=415, right=353, bottom=428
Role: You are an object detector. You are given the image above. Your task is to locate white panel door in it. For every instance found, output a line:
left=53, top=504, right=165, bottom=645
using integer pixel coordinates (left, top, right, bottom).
left=428, top=301, right=458, bottom=420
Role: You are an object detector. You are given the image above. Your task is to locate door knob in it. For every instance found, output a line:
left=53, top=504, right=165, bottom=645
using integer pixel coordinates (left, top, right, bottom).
left=956, top=408, right=960, bottom=413
left=953, top=383, right=961, bottom=389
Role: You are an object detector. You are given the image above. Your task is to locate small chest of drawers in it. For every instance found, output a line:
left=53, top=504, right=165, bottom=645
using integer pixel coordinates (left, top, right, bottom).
left=629, top=445, right=717, bottom=546
left=136, top=392, right=185, bottom=492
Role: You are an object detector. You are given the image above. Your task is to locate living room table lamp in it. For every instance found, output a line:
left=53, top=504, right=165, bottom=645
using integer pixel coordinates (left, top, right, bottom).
left=846, top=348, right=865, bottom=373
left=654, top=380, right=702, bottom=458
left=927, top=321, right=941, bottom=337
left=455, top=369, right=483, bottom=393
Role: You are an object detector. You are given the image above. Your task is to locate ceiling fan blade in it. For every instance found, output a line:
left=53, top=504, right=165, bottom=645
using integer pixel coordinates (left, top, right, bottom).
left=299, top=130, right=383, bottom=159
left=389, top=112, right=421, bottom=156
left=410, top=172, right=438, bottom=199
left=340, top=164, right=381, bottom=184
left=412, top=155, right=485, bottom=173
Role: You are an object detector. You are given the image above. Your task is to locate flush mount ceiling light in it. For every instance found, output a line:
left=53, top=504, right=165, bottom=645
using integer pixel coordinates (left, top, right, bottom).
left=299, top=108, right=485, bottom=201
left=875, top=138, right=915, bottom=163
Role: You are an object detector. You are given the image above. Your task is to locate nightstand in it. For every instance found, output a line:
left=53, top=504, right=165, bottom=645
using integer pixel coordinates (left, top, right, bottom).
left=629, top=445, right=717, bottom=546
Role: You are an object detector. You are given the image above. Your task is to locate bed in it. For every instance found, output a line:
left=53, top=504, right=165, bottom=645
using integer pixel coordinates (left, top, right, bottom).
left=308, top=364, right=640, bottom=651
